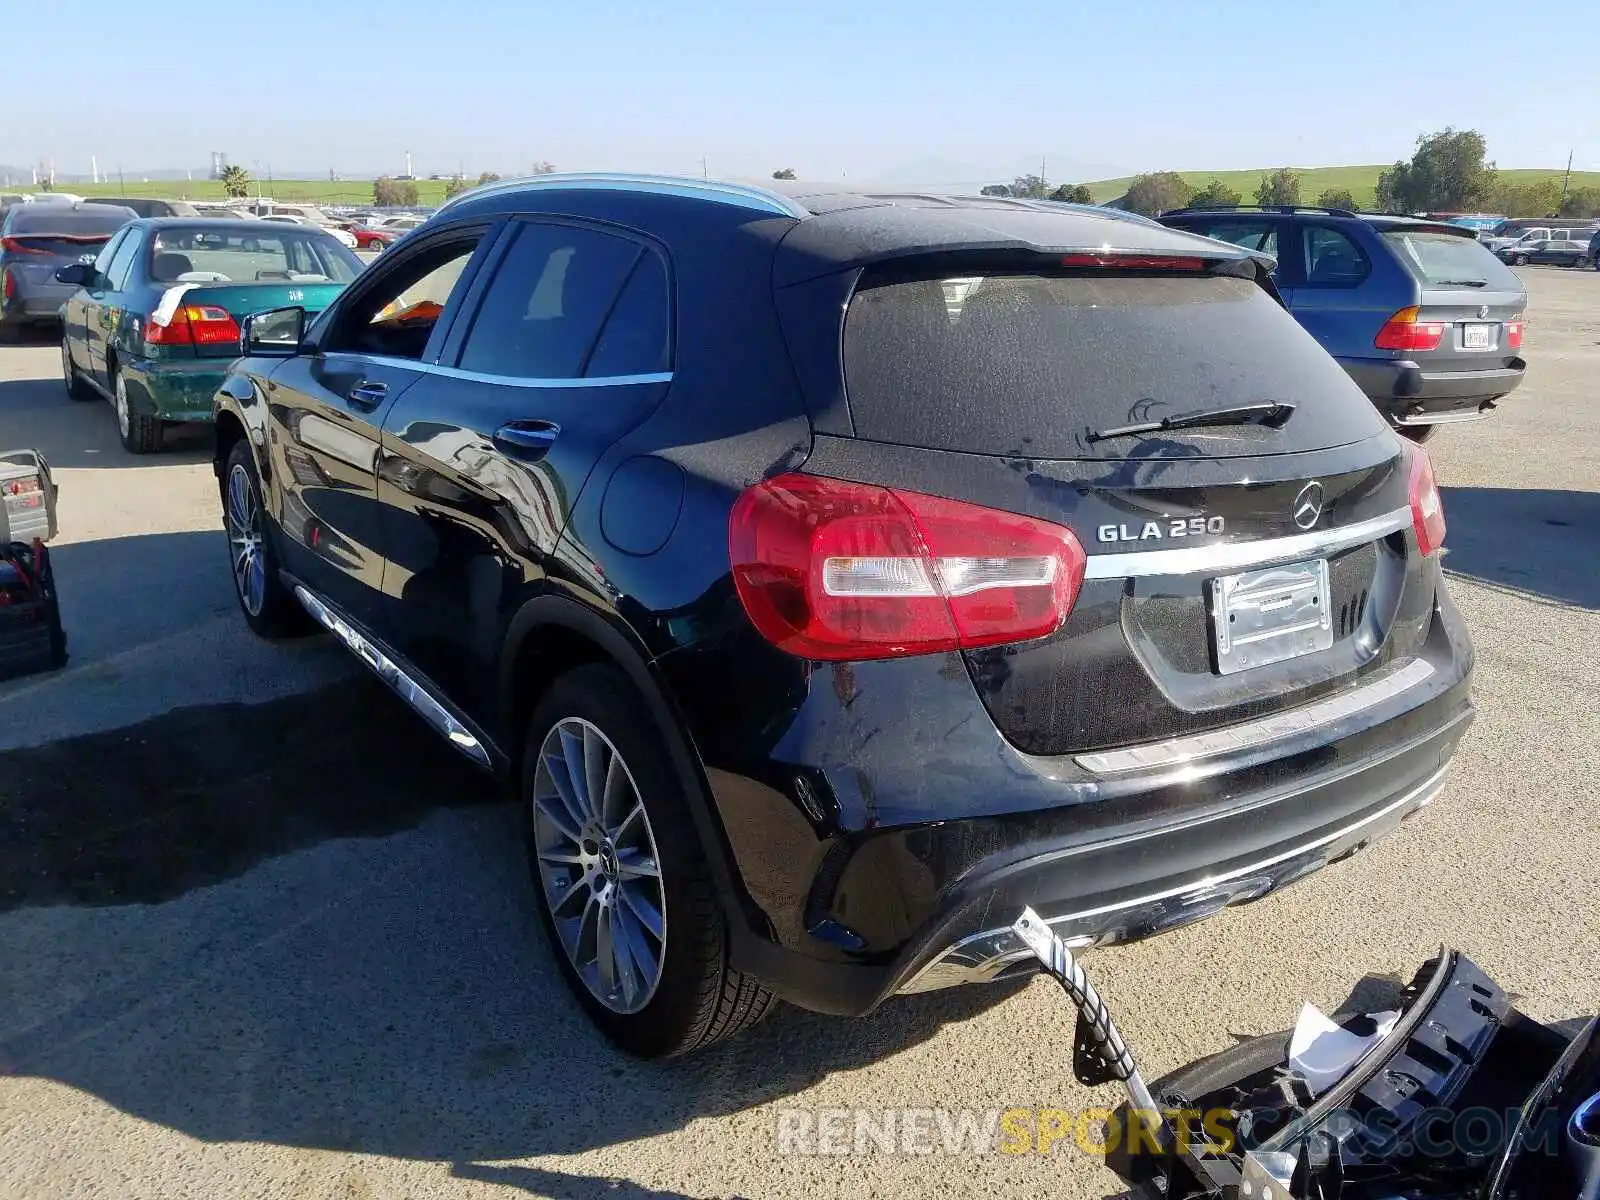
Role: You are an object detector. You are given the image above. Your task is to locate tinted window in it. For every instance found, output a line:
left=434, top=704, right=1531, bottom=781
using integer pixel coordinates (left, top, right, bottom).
left=584, top=251, right=671, bottom=376
left=1301, top=225, right=1369, bottom=286
left=103, top=233, right=143, bottom=290
left=841, top=267, right=1387, bottom=460
left=6, top=205, right=134, bottom=236
left=1195, top=220, right=1278, bottom=256
left=457, top=222, right=641, bottom=378
left=1380, top=230, right=1522, bottom=289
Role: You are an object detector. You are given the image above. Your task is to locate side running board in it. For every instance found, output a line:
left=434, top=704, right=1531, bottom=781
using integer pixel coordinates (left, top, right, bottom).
left=292, top=583, right=496, bottom=771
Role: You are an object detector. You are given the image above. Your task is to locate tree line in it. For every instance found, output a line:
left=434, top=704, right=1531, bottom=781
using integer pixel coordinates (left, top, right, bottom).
left=1104, top=130, right=1599, bottom=219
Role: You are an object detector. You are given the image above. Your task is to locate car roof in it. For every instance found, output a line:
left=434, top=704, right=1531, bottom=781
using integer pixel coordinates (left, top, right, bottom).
left=133, top=216, right=324, bottom=233
left=1163, top=205, right=1480, bottom=239
left=437, top=172, right=1263, bottom=286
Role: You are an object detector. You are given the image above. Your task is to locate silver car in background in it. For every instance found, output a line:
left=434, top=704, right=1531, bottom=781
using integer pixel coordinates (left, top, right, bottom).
left=0, top=202, right=136, bottom=340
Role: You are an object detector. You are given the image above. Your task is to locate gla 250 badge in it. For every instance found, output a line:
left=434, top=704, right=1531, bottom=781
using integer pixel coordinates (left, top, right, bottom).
left=1097, top=516, right=1225, bottom=544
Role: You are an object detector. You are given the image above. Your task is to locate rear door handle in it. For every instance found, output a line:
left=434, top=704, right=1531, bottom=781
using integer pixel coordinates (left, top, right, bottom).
left=493, top=420, right=560, bottom=461
left=348, top=380, right=389, bottom=410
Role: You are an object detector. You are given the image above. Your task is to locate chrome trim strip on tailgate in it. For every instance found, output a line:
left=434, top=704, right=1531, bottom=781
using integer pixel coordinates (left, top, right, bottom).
left=1074, top=657, right=1436, bottom=774
left=1082, top=508, right=1411, bottom=580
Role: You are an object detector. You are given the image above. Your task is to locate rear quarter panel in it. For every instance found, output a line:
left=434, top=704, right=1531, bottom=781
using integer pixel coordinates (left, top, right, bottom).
left=1286, top=219, right=1420, bottom=363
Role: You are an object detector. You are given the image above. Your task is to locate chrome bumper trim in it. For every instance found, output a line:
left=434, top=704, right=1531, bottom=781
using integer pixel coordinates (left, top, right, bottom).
left=1074, top=657, right=1436, bottom=775
left=1082, top=508, right=1411, bottom=580
left=293, top=584, right=493, bottom=770
left=897, top=763, right=1449, bottom=995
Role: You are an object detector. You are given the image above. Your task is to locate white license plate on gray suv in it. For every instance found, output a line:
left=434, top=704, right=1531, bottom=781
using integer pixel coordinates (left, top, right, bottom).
left=1209, top=558, right=1333, bottom=675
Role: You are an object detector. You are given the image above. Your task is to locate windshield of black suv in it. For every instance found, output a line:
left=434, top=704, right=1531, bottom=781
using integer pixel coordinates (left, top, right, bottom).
left=147, top=228, right=363, bottom=283
left=1381, top=229, right=1523, bottom=288
left=842, top=267, right=1388, bottom=460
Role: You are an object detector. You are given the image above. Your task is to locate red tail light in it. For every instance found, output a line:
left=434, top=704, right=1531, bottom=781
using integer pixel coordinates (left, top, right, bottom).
left=0, top=236, right=48, bottom=255
left=1505, top=318, right=1523, bottom=350
left=1407, top=445, right=1446, bottom=557
left=146, top=304, right=241, bottom=347
left=1375, top=305, right=1446, bottom=352
left=1060, top=253, right=1206, bottom=271
left=729, top=473, right=1086, bottom=660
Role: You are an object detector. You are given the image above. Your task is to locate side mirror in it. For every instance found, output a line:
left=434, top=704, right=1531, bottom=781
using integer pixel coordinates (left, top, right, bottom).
left=54, top=263, right=93, bottom=287
left=241, top=306, right=307, bottom=357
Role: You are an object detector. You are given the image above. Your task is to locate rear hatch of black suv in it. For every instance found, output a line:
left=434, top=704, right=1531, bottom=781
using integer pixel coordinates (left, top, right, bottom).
left=770, top=227, right=1443, bottom=761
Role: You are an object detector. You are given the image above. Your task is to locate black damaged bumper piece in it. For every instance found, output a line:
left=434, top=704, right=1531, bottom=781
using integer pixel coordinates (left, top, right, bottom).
left=1095, top=948, right=1600, bottom=1200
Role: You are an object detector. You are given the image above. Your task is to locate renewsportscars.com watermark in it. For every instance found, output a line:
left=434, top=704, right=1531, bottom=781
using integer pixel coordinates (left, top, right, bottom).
left=775, top=1105, right=1577, bottom=1158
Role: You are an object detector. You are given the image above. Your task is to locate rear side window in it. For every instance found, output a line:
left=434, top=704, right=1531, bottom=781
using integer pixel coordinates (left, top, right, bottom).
left=457, top=222, right=643, bottom=379
left=841, top=267, right=1388, bottom=460
left=1193, top=220, right=1278, bottom=256
left=1300, top=225, right=1369, bottom=286
left=584, top=251, right=671, bottom=377
left=1380, top=230, right=1522, bottom=289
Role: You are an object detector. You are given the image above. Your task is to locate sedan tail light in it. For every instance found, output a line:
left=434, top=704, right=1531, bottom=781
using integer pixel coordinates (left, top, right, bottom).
left=729, top=473, right=1086, bottom=660
left=1407, top=444, right=1446, bottom=557
left=1505, top=318, right=1523, bottom=351
left=1375, top=305, right=1446, bottom=352
left=146, top=303, right=241, bottom=347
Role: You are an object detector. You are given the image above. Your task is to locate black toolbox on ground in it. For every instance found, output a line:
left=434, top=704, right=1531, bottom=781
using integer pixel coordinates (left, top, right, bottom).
left=0, top=450, right=65, bottom=681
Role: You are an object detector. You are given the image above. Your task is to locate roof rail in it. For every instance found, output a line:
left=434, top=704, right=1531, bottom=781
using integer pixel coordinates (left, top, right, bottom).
left=1159, top=203, right=1357, bottom=218
left=437, top=172, right=808, bottom=219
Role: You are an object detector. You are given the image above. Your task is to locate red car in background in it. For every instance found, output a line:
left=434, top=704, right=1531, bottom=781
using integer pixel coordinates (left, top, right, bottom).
left=344, top=215, right=426, bottom=252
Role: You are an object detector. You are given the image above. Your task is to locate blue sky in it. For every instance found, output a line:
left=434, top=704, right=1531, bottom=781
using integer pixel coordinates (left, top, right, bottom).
left=5, top=0, right=1596, bottom=184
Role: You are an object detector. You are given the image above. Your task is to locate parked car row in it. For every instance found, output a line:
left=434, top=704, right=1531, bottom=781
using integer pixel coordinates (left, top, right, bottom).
left=1495, top=228, right=1599, bottom=267
left=1157, top=203, right=1528, bottom=440
left=193, top=175, right=1474, bottom=1058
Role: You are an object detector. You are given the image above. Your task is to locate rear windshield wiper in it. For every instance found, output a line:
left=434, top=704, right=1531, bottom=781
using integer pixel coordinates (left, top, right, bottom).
left=1087, top=402, right=1296, bottom=444
left=1432, top=278, right=1487, bottom=287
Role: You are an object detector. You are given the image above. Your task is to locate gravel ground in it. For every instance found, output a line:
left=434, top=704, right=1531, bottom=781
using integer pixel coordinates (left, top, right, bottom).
left=0, top=266, right=1596, bottom=1200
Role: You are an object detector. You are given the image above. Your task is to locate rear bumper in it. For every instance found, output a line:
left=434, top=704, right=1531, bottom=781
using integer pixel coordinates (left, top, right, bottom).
left=119, top=357, right=228, bottom=423
left=705, top=582, right=1474, bottom=1017
left=1, top=294, right=70, bottom=323
left=1340, top=357, right=1526, bottom=425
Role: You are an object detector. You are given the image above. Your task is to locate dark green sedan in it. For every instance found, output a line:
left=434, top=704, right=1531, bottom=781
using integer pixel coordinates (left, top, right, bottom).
left=58, top=218, right=364, bottom=452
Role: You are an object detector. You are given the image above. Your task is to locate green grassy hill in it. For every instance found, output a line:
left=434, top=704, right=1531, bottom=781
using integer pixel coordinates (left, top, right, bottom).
left=1083, top=165, right=1600, bottom=208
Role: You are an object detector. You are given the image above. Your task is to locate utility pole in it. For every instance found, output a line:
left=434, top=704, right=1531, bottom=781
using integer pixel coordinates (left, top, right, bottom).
left=698, top=156, right=708, bottom=179
left=1041, top=155, right=1047, bottom=198
left=91, top=155, right=98, bottom=184
left=1559, top=149, right=1574, bottom=210
left=117, top=164, right=124, bottom=190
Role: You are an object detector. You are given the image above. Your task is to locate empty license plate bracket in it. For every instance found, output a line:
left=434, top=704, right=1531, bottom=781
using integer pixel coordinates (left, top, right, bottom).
left=1209, top=558, right=1333, bottom=675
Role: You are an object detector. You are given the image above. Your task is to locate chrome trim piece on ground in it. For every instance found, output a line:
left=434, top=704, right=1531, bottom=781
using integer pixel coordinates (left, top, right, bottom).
left=897, top=764, right=1449, bottom=995
left=1082, top=508, right=1411, bottom=580
left=292, top=584, right=492, bottom=769
left=1074, top=657, right=1436, bottom=774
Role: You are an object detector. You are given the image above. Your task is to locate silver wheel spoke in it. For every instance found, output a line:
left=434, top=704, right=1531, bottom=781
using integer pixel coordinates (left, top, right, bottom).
left=559, top=726, right=592, bottom=822
left=615, top=847, right=659, bottom=881
left=618, top=879, right=665, bottom=941
left=582, top=725, right=607, bottom=823
left=540, top=751, right=588, bottom=832
left=532, top=786, right=583, bottom=844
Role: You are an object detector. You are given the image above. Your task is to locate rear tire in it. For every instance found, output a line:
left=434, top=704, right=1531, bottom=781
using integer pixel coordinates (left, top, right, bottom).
left=62, top=335, right=94, bottom=401
left=1513, top=253, right=1529, bottom=265
left=221, top=439, right=312, bottom=638
left=112, top=368, right=162, bottom=454
left=522, top=664, right=775, bottom=1058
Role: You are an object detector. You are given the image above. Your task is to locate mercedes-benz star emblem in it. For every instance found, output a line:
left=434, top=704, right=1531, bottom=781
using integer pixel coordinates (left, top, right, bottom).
left=1292, top=481, right=1325, bottom=530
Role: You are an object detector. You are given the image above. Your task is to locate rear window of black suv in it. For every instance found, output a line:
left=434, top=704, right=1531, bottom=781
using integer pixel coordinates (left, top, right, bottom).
left=841, top=265, right=1388, bottom=459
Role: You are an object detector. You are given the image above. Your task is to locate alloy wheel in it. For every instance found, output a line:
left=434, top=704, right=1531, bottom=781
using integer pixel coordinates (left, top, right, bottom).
left=114, top=374, right=130, bottom=439
left=531, top=717, right=666, bottom=1015
left=225, top=462, right=267, bottom=616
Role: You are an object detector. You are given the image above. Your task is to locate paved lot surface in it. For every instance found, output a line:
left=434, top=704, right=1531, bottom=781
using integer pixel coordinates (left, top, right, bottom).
left=1, top=268, right=1597, bottom=1200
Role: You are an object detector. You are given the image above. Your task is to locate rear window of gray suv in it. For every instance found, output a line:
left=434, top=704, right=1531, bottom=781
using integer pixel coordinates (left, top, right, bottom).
left=1381, top=229, right=1522, bottom=289
left=842, top=268, right=1388, bottom=460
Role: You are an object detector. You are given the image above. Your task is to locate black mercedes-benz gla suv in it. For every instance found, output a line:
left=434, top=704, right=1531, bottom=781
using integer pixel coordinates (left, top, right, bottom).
left=213, top=174, right=1474, bottom=1057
